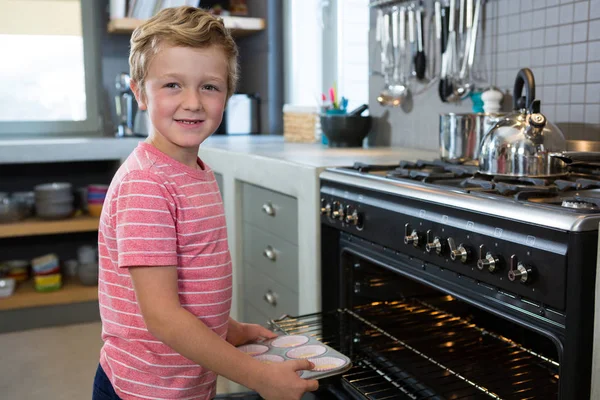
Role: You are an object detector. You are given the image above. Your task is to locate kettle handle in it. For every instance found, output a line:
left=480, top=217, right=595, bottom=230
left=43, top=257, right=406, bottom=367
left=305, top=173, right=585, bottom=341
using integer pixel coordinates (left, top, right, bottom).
left=512, top=68, right=536, bottom=111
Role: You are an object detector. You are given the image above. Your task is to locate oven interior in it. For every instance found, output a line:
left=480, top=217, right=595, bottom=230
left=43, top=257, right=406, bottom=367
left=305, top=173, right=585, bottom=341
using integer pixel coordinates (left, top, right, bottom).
left=271, top=252, right=560, bottom=400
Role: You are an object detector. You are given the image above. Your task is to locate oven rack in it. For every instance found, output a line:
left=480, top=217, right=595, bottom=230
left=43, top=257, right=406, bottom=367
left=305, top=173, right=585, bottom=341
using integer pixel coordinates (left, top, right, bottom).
left=269, top=299, right=559, bottom=400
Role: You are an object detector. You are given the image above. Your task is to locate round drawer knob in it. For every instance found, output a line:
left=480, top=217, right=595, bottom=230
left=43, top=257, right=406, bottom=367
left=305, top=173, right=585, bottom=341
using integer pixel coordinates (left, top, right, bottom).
left=264, top=290, right=278, bottom=307
left=263, top=246, right=277, bottom=261
left=262, top=202, right=275, bottom=216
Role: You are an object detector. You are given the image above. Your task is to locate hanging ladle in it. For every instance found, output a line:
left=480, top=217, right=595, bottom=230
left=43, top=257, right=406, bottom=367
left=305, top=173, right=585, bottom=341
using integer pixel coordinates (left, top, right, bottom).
left=377, top=8, right=408, bottom=107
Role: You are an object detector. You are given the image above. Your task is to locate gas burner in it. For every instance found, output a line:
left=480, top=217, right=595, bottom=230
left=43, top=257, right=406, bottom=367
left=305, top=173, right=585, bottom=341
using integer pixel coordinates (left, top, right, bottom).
left=350, top=162, right=394, bottom=173
left=561, top=200, right=598, bottom=210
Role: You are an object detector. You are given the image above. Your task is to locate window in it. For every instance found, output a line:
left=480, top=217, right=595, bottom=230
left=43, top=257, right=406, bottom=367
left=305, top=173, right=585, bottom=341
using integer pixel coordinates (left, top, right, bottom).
left=0, top=0, right=102, bottom=137
left=284, top=0, right=369, bottom=111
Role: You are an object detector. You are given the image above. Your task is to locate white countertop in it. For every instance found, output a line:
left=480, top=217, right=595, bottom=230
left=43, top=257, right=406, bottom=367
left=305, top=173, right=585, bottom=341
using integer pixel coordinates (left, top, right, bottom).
left=0, top=135, right=438, bottom=166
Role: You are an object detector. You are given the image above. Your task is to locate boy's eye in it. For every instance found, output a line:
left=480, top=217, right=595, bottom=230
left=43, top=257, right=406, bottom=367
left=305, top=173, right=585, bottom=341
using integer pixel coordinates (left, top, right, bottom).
left=164, top=82, right=180, bottom=89
left=203, top=84, right=220, bottom=91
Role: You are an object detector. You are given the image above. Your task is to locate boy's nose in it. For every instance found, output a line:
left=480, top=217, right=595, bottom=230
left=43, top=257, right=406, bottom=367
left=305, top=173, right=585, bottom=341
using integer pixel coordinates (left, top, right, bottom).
left=183, top=90, right=203, bottom=111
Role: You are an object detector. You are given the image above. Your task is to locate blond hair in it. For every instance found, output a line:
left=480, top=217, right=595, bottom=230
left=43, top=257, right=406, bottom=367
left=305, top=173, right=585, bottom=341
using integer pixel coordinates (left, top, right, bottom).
left=129, top=6, right=238, bottom=98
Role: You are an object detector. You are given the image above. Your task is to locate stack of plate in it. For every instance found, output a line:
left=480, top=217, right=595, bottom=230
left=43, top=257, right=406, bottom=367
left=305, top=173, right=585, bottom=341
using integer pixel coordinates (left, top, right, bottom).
left=34, top=182, right=74, bottom=219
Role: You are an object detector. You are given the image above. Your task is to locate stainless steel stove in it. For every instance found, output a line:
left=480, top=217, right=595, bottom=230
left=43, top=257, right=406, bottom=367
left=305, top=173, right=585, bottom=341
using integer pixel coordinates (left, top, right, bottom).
left=280, top=159, right=598, bottom=399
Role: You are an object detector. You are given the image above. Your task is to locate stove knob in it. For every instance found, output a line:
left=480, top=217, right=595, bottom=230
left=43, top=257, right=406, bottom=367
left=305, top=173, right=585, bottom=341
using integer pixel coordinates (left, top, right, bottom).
left=508, top=255, right=534, bottom=284
left=425, top=230, right=445, bottom=255
left=331, top=201, right=344, bottom=220
left=447, top=238, right=469, bottom=263
left=344, top=205, right=361, bottom=226
left=320, top=198, right=329, bottom=216
left=477, top=245, right=501, bottom=273
left=404, top=223, right=421, bottom=247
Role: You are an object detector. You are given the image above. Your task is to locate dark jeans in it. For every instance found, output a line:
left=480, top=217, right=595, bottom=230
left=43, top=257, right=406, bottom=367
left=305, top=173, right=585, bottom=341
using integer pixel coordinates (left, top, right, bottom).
left=93, top=364, right=122, bottom=400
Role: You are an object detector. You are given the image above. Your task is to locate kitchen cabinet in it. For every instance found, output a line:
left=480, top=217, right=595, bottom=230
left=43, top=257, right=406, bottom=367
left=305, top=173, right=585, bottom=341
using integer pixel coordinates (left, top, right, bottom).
left=241, top=183, right=299, bottom=324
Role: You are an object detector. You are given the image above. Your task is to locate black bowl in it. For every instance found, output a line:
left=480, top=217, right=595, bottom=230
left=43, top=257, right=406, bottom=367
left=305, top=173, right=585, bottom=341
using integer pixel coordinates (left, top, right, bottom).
left=320, top=114, right=372, bottom=148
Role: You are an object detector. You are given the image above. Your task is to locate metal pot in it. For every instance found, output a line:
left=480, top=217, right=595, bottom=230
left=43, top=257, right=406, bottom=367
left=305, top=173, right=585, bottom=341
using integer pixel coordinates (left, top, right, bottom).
left=439, top=112, right=504, bottom=163
left=478, top=68, right=569, bottom=177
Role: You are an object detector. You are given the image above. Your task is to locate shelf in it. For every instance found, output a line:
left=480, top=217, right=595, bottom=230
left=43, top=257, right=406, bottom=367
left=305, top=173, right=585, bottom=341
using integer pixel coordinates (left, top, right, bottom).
left=0, top=279, right=97, bottom=311
left=108, top=16, right=266, bottom=37
left=0, top=215, right=100, bottom=239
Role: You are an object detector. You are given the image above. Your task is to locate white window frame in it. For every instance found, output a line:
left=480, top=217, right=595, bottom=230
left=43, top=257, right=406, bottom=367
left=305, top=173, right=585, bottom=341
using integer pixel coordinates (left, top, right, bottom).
left=0, top=0, right=103, bottom=137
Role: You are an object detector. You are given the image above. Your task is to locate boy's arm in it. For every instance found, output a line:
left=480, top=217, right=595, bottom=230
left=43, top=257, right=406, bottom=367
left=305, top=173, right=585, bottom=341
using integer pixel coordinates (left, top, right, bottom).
left=129, top=265, right=318, bottom=399
left=226, top=317, right=278, bottom=347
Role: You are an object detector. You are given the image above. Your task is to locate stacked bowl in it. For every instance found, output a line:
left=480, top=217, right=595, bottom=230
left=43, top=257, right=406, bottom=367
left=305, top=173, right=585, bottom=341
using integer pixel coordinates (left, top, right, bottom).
left=87, top=184, right=109, bottom=217
left=34, top=183, right=74, bottom=219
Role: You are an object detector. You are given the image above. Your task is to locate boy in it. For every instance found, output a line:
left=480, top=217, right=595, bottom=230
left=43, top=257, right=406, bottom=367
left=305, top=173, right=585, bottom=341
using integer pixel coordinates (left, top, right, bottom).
left=94, top=7, right=318, bottom=400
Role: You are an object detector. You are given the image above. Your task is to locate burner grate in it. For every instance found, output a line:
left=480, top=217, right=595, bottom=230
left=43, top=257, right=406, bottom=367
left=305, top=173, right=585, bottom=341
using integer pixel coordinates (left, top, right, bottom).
left=270, top=299, right=559, bottom=400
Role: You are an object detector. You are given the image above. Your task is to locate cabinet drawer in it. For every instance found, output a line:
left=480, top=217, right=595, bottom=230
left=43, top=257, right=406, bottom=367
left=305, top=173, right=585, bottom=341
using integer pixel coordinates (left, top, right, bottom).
left=243, top=263, right=298, bottom=321
left=243, top=223, right=298, bottom=292
left=242, top=183, right=298, bottom=244
left=244, top=302, right=272, bottom=327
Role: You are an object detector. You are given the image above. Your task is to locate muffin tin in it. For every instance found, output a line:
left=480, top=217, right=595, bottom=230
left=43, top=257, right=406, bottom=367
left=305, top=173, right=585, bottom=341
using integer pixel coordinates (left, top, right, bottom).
left=237, top=334, right=351, bottom=380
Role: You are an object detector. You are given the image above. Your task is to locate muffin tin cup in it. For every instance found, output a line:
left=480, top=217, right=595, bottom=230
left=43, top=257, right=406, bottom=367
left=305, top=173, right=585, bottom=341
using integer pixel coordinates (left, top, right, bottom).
left=237, top=334, right=351, bottom=380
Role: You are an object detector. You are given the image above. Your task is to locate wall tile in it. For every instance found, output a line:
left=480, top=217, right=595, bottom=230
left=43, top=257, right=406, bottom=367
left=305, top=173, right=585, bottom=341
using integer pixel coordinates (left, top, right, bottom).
left=571, top=63, right=587, bottom=82
left=573, top=42, right=588, bottom=62
left=574, top=1, right=590, bottom=22
left=586, top=83, right=600, bottom=103
left=545, top=6, right=559, bottom=26
left=588, top=62, right=600, bottom=82
left=545, top=84, right=558, bottom=103
left=559, top=24, right=574, bottom=44
left=557, top=65, right=572, bottom=83
left=584, top=105, right=600, bottom=124
left=559, top=44, right=573, bottom=63
left=557, top=105, right=570, bottom=121
left=559, top=4, right=575, bottom=24
left=499, top=0, right=510, bottom=17
left=556, top=84, right=571, bottom=102
left=591, top=0, right=600, bottom=19
left=519, top=49, right=533, bottom=66
left=546, top=65, right=559, bottom=83
left=545, top=27, right=560, bottom=46
left=589, top=41, right=600, bottom=61
left=498, top=35, right=509, bottom=52
left=519, top=30, right=532, bottom=49
left=574, top=22, right=589, bottom=42
left=547, top=0, right=560, bottom=6
left=571, top=83, right=586, bottom=102
left=521, top=0, right=534, bottom=11
left=590, top=20, right=600, bottom=41
left=571, top=105, right=585, bottom=122
left=509, top=32, right=520, bottom=50
left=545, top=46, right=559, bottom=65
left=532, top=29, right=545, bottom=47
left=532, top=47, right=546, bottom=66
left=498, top=16, right=509, bottom=35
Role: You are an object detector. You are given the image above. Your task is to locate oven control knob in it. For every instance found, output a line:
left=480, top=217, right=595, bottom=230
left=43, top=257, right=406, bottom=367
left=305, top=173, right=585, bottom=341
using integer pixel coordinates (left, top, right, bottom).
left=403, top=223, right=421, bottom=247
left=508, top=255, right=534, bottom=284
left=331, top=201, right=344, bottom=220
left=344, top=206, right=361, bottom=226
left=320, top=198, right=329, bottom=216
left=477, top=245, right=501, bottom=273
left=425, top=230, right=445, bottom=255
left=447, top=238, right=469, bottom=263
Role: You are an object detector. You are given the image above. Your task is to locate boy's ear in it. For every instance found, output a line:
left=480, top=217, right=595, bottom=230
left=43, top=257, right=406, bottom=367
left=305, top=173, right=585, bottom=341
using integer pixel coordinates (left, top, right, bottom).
left=130, top=79, right=147, bottom=110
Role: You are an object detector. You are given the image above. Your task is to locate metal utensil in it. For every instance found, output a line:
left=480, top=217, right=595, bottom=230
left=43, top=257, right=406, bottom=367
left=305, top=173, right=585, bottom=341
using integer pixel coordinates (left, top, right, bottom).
left=377, top=9, right=408, bottom=107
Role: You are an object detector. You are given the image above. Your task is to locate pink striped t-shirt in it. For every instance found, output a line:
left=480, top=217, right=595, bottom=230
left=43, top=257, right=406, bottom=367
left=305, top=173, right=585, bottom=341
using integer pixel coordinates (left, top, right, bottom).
left=98, top=142, right=232, bottom=400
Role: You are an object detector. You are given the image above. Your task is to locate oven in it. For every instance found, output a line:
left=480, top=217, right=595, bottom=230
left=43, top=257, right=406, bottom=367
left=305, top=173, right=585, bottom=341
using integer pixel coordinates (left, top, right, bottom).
left=269, top=166, right=598, bottom=400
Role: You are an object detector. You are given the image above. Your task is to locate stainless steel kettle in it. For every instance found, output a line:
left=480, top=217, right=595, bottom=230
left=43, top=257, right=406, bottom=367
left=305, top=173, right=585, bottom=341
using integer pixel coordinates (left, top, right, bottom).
left=478, top=68, right=568, bottom=177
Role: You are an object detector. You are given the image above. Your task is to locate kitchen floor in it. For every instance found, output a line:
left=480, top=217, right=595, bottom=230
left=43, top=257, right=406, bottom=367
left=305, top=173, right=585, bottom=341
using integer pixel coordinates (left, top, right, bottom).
left=0, top=322, right=232, bottom=399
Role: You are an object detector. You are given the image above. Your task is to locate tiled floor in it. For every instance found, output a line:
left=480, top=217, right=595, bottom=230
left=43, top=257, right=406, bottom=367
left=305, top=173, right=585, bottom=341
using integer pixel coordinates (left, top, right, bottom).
left=0, top=322, right=233, bottom=399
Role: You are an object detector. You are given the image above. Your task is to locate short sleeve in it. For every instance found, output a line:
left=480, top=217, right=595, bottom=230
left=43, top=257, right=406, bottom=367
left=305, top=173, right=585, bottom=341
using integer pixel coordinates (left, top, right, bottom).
left=114, top=170, right=178, bottom=268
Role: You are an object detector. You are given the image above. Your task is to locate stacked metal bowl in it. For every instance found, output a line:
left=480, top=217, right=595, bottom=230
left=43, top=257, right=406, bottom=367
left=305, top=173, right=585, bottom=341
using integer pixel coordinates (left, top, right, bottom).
left=34, top=183, right=74, bottom=219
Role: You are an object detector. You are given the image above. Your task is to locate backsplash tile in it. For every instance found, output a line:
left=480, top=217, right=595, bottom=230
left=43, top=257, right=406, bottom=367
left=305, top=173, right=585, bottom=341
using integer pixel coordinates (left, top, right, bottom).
left=368, top=0, right=599, bottom=148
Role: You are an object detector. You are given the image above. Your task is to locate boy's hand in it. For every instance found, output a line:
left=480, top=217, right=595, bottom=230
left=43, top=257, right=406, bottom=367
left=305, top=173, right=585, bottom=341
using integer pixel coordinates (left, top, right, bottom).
left=226, top=318, right=277, bottom=347
left=255, top=359, right=319, bottom=400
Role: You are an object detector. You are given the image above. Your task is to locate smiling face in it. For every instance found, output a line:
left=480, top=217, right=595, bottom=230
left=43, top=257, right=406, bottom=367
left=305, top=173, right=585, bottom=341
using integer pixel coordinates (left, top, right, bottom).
left=131, top=44, right=229, bottom=163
